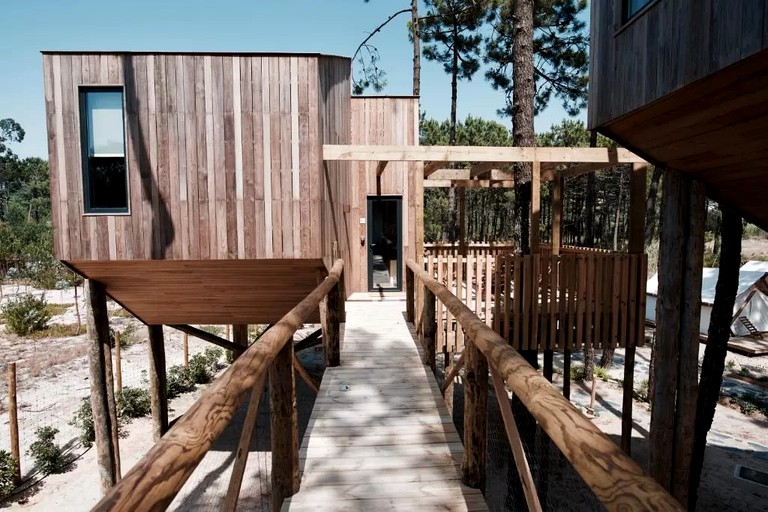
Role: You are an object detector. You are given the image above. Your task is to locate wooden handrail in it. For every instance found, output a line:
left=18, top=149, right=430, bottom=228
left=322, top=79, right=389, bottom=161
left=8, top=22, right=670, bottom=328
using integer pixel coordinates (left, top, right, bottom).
left=93, top=259, right=344, bottom=512
left=406, top=259, right=681, bottom=511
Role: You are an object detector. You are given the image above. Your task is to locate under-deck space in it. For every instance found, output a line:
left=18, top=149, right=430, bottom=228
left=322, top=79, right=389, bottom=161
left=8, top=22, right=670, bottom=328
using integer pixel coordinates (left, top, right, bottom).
left=283, top=300, right=486, bottom=511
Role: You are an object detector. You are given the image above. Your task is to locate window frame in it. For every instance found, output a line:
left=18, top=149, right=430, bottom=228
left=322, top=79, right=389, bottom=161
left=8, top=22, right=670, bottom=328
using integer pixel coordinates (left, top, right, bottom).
left=622, top=0, right=657, bottom=24
left=78, top=86, right=131, bottom=216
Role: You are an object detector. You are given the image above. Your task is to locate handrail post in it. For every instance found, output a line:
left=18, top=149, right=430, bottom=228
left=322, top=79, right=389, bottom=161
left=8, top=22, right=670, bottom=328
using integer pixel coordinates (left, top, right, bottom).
left=461, top=339, right=488, bottom=489
left=423, top=284, right=437, bottom=373
left=321, top=274, right=342, bottom=368
left=270, top=341, right=299, bottom=511
left=406, top=266, right=415, bottom=323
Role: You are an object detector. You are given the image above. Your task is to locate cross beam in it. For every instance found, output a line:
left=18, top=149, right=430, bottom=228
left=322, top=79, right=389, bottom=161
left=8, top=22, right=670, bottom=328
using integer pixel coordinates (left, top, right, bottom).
left=324, top=144, right=646, bottom=165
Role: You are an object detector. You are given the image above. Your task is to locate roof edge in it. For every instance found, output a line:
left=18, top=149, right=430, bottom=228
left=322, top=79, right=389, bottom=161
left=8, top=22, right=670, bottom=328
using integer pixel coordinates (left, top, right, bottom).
left=40, top=50, right=351, bottom=60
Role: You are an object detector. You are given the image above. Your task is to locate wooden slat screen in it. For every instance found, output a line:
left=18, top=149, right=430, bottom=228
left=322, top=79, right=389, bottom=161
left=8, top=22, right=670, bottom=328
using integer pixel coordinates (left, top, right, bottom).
left=425, top=251, right=647, bottom=352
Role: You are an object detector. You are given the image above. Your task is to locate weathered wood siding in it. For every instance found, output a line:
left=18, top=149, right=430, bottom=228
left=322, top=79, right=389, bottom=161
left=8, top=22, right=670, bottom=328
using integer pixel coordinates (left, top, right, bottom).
left=43, top=52, right=350, bottom=261
left=589, top=0, right=768, bottom=128
left=346, top=96, right=422, bottom=294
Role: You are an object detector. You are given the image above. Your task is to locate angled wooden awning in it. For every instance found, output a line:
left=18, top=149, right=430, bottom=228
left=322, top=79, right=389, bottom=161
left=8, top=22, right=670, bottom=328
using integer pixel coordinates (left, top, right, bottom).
left=323, top=144, right=648, bottom=187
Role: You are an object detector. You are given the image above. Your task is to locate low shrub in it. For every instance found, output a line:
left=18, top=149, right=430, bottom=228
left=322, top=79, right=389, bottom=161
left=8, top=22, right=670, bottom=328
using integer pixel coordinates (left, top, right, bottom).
left=634, top=378, right=650, bottom=403
left=117, top=387, right=151, bottom=419
left=26, top=323, right=81, bottom=340
left=167, top=365, right=196, bottom=399
left=1, top=293, right=51, bottom=335
left=0, top=450, right=18, bottom=498
left=594, top=366, right=610, bottom=382
left=71, top=398, right=95, bottom=448
left=27, top=427, right=65, bottom=475
left=569, top=365, right=585, bottom=381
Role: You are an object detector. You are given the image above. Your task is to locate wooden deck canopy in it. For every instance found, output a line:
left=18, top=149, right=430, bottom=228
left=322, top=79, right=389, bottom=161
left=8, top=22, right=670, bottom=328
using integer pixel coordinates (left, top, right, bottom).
left=323, top=144, right=648, bottom=188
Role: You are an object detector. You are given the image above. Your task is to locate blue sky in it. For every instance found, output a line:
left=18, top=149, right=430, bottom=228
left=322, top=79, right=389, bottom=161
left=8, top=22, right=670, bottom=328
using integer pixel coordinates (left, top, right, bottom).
left=0, top=0, right=587, bottom=159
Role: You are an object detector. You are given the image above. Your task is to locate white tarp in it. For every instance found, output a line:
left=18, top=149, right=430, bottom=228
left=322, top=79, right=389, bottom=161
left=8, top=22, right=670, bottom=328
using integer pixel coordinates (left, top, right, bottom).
left=645, top=261, right=768, bottom=335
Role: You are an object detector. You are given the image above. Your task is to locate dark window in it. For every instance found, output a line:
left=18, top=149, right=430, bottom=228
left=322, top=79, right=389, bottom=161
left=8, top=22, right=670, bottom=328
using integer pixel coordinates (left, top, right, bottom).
left=80, top=88, right=128, bottom=213
left=624, top=0, right=653, bottom=21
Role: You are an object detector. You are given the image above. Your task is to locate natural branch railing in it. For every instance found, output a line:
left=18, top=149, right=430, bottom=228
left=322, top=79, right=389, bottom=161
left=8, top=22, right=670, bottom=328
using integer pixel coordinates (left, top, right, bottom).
left=406, top=259, right=682, bottom=511
left=92, top=259, right=344, bottom=512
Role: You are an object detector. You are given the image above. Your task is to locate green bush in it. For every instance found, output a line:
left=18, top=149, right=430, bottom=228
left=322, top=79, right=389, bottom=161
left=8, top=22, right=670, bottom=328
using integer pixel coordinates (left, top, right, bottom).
left=569, top=365, right=585, bottom=381
left=225, top=349, right=235, bottom=364
left=117, top=387, right=151, bottom=419
left=1, top=293, right=51, bottom=335
left=167, top=365, right=196, bottom=399
left=594, top=366, right=610, bottom=382
left=71, top=398, right=95, bottom=448
left=27, top=427, right=65, bottom=475
left=634, top=378, right=650, bottom=403
left=0, top=450, right=18, bottom=498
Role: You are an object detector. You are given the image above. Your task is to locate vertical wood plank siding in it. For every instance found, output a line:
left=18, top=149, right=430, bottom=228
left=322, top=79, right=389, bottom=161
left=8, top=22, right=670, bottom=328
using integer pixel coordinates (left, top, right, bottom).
left=348, top=96, right=420, bottom=294
left=44, top=53, right=349, bottom=262
left=589, top=0, right=767, bottom=128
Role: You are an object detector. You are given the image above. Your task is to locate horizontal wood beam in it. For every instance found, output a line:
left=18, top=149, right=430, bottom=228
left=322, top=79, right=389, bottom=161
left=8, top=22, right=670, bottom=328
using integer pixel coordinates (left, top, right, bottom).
left=469, top=161, right=505, bottom=178
left=427, top=169, right=515, bottom=181
left=423, top=161, right=448, bottom=177
left=324, top=144, right=647, bottom=164
left=424, top=179, right=515, bottom=188
left=168, top=324, right=250, bottom=354
left=376, top=160, right=388, bottom=177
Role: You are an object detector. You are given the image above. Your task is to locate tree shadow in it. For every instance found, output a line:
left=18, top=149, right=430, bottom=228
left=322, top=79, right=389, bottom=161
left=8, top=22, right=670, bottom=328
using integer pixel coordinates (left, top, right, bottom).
left=122, top=56, right=175, bottom=260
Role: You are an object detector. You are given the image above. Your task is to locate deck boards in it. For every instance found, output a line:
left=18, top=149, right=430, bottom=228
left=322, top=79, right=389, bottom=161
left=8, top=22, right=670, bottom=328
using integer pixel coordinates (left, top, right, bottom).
left=283, top=300, right=486, bottom=511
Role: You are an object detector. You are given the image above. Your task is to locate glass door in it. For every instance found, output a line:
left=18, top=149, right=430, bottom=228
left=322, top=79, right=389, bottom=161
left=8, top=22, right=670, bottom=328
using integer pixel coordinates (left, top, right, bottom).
left=367, top=196, right=402, bottom=291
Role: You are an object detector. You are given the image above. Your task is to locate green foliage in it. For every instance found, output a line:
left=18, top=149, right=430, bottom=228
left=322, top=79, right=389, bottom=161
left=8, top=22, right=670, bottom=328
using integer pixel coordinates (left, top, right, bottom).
left=593, top=366, right=610, bottom=382
left=485, top=1, right=589, bottom=117
left=225, top=349, right=235, bottom=364
left=117, top=387, right=151, bottom=419
left=743, top=222, right=767, bottom=239
left=27, top=427, right=65, bottom=475
left=71, top=398, right=95, bottom=448
left=726, top=359, right=736, bottom=370
left=187, top=348, right=222, bottom=384
left=728, top=394, right=766, bottom=416
left=166, top=365, right=196, bottom=399
left=0, top=450, right=18, bottom=498
left=634, top=378, right=650, bottom=403
left=1, top=293, right=51, bottom=335
left=0, top=118, right=25, bottom=158
left=703, top=247, right=718, bottom=267
left=569, top=365, right=585, bottom=381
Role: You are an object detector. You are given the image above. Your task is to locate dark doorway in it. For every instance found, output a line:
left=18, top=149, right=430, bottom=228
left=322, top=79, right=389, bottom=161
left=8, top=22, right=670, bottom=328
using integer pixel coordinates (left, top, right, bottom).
left=367, top=196, right=402, bottom=292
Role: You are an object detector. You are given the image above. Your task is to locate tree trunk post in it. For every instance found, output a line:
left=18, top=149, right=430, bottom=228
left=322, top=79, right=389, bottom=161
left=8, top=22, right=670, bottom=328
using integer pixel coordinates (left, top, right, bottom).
left=320, top=276, right=342, bottom=368
left=461, top=340, right=488, bottom=489
left=270, top=341, right=299, bottom=511
left=232, top=324, right=249, bottom=359
left=423, top=285, right=437, bottom=373
left=689, top=206, right=741, bottom=509
left=148, top=325, right=168, bottom=441
left=7, top=362, right=21, bottom=485
left=651, top=170, right=704, bottom=504
left=103, top=337, right=121, bottom=480
left=183, top=332, right=189, bottom=367
left=406, top=266, right=415, bottom=323
left=622, top=162, right=647, bottom=454
left=85, top=279, right=118, bottom=493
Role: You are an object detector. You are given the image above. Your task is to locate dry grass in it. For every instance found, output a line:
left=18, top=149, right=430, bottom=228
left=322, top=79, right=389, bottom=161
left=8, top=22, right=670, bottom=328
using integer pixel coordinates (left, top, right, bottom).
left=110, top=307, right=134, bottom=318
left=46, top=303, right=74, bottom=317
left=27, top=323, right=83, bottom=340
left=23, top=344, right=89, bottom=378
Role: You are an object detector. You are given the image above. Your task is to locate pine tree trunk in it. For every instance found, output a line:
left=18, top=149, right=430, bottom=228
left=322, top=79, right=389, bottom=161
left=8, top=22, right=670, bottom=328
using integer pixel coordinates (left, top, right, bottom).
left=645, top=166, right=663, bottom=245
left=512, top=0, right=535, bottom=254
left=411, top=0, right=420, bottom=96
left=613, top=171, right=624, bottom=251
left=688, top=206, right=741, bottom=509
left=448, top=39, right=459, bottom=242
left=584, top=347, right=595, bottom=381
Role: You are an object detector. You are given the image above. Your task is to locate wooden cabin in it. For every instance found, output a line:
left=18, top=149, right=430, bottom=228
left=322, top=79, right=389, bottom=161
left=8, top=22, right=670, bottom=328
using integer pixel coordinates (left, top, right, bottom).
left=41, top=51, right=421, bottom=325
left=589, top=0, right=768, bottom=229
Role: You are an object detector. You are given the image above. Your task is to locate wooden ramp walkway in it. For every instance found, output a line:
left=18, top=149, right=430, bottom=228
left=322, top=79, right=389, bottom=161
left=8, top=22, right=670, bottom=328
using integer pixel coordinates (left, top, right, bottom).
left=283, top=299, right=487, bottom=511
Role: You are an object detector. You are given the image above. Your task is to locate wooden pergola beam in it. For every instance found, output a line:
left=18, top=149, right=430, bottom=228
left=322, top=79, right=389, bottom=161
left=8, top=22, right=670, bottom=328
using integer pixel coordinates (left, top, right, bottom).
left=423, top=161, right=448, bottom=177
left=469, top=161, right=505, bottom=178
left=376, top=160, right=388, bottom=177
left=324, top=144, right=646, bottom=164
left=426, top=168, right=515, bottom=181
left=424, top=179, right=515, bottom=188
